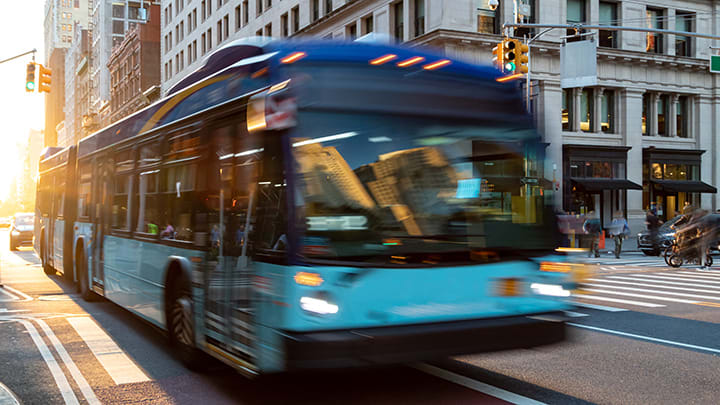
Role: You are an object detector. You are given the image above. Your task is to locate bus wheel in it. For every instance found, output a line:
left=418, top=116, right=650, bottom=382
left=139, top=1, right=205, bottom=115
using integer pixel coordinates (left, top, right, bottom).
left=168, top=276, right=204, bottom=370
left=41, top=237, right=54, bottom=276
left=77, top=252, right=96, bottom=301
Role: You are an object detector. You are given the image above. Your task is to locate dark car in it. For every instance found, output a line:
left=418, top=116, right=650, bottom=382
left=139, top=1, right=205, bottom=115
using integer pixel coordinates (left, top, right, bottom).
left=9, top=213, right=34, bottom=251
left=637, top=215, right=683, bottom=256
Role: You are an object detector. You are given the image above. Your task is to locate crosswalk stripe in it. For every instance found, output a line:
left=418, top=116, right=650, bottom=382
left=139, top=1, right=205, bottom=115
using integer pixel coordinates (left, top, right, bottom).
left=67, top=317, right=150, bottom=385
left=573, top=294, right=665, bottom=308
left=607, top=276, right=720, bottom=290
left=581, top=288, right=698, bottom=304
left=675, top=271, right=720, bottom=279
left=571, top=302, right=628, bottom=312
left=586, top=278, right=720, bottom=295
left=584, top=283, right=720, bottom=301
left=627, top=274, right=720, bottom=285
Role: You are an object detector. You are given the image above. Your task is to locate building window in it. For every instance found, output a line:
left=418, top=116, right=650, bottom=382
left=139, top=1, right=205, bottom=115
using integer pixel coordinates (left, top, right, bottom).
left=193, top=40, right=197, bottom=62
left=180, top=50, right=184, bottom=70
left=598, top=2, right=617, bottom=48
left=201, top=33, right=206, bottom=54
left=580, top=88, right=593, bottom=132
left=325, top=0, right=332, bottom=15
left=243, top=0, right=249, bottom=25
left=676, top=12, right=693, bottom=57
left=676, top=96, right=689, bottom=138
left=188, top=45, right=192, bottom=64
left=393, top=1, right=404, bottom=41
left=281, top=13, right=289, bottom=37
left=566, top=0, right=586, bottom=40
left=346, top=23, right=357, bottom=40
left=657, top=94, right=669, bottom=136
left=201, top=0, right=206, bottom=21
left=363, top=15, right=374, bottom=34
left=224, top=15, right=229, bottom=39
left=180, top=21, right=184, bottom=40
left=187, top=14, right=192, bottom=33
left=514, top=0, right=535, bottom=38
left=264, top=23, right=272, bottom=37
left=236, top=5, right=242, bottom=30
left=291, top=6, right=299, bottom=33
left=266, top=0, right=272, bottom=10
left=601, top=91, right=614, bottom=133
left=642, top=93, right=650, bottom=135
left=113, top=4, right=124, bottom=18
left=169, top=60, right=173, bottom=76
left=414, top=0, right=425, bottom=37
left=207, top=28, right=212, bottom=50
left=311, top=0, right=319, bottom=22
left=562, top=89, right=573, bottom=131
left=207, top=0, right=212, bottom=18
left=256, top=0, right=263, bottom=16
left=256, top=29, right=262, bottom=36
left=113, top=20, right=124, bottom=34
left=646, top=8, right=663, bottom=53
left=193, top=8, right=197, bottom=29
left=217, top=20, right=223, bottom=43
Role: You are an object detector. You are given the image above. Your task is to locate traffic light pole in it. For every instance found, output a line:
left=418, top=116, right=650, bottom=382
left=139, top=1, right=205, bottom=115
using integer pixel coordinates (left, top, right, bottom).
left=0, top=49, right=37, bottom=66
left=503, top=23, right=720, bottom=41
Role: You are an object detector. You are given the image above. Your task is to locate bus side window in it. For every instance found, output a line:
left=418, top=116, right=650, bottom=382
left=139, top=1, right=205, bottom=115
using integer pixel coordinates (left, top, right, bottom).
left=164, top=133, right=201, bottom=242
left=77, top=164, right=92, bottom=219
left=136, top=142, right=162, bottom=236
left=252, top=133, right=288, bottom=257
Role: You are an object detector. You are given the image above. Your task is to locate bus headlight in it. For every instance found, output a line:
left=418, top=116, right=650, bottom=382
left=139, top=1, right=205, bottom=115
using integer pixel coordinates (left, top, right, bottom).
left=530, top=283, right=571, bottom=297
left=300, top=296, right=339, bottom=315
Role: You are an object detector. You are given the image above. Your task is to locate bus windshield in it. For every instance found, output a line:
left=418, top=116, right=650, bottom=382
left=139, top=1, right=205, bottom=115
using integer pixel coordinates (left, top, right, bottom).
left=292, top=111, right=556, bottom=264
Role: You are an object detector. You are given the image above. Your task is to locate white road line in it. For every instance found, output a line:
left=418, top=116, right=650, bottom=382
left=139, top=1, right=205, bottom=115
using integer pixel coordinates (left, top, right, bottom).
left=628, top=274, right=720, bottom=285
left=0, top=309, right=29, bottom=313
left=587, top=279, right=720, bottom=295
left=34, top=319, right=100, bottom=405
left=607, top=276, right=720, bottom=290
left=580, top=288, right=698, bottom=304
left=573, top=294, right=665, bottom=308
left=571, top=302, right=628, bottom=312
left=0, top=286, right=32, bottom=302
left=568, top=323, right=720, bottom=355
left=0, top=381, right=20, bottom=405
left=413, top=363, right=547, bottom=405
left=584, top=284, right=720, bottom=301
left=0, top=289, right=17, bottom=301
left=676, top=271, right=720, bottom=279
left=67, top=317, right=150, bottom=385
left=563, top=311, right=589, bottom=318
left=17, top=319, right=79, bottom=405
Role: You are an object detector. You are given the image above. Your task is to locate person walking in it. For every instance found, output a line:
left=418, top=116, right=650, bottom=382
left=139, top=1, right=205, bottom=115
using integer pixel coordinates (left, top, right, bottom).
left=583, top=211, right=602, bottom=258
left=646, top=207, right=662, bottom=254
left=608, top=211, right=630, bottom=258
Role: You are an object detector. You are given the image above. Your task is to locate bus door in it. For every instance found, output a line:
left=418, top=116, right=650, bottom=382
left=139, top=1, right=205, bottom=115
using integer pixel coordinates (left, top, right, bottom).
left=91, top=158, right=111, bottom=291
left=203, top=121, right=260, bottom=366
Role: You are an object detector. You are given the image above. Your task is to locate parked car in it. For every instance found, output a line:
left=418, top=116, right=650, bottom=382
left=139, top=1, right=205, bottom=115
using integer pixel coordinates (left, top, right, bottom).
left=9, top=213, right=34, bottom=251
left=637, top=215, right=683, bottom=256
left=0, top=217, right=10, bottom=228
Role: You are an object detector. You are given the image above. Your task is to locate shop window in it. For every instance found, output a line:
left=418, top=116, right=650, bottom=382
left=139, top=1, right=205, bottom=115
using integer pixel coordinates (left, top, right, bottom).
left=580, top=88, right=593, bottom=132
left=601, top=91, right=614, bottom=133
left=562, top=89, right=573, bottom=131
left=676, top=96, right=689, bottom=138
left=657, top=94, right=668, bottom=136
left=646, top=8, right=664, bottom=53
left=651, top=163, right=662, bottom=179
left=675, top=12, right=693, bottom=57
left=598, top=2, right=617, bottom=48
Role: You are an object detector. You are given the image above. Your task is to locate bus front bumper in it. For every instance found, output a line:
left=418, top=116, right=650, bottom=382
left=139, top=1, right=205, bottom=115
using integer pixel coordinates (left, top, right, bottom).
left=283, top=312, right=567, bottom=370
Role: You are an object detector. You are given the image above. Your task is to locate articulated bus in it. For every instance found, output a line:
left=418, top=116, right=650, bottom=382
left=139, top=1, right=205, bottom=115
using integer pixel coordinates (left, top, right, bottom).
left=36, top=38, right=574, bottom=374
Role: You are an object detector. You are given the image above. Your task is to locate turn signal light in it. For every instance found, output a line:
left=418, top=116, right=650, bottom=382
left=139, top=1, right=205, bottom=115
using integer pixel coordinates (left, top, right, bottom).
left=539, top=262, right=571, bottom=273
left=294, top=272, right=324, bottom=286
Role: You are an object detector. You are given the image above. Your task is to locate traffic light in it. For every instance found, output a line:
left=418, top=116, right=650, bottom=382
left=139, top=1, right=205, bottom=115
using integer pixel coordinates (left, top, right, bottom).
left=25, top=62, right=35, bottom=92
left=38, top=64, right=52, bottom=93
left=516, top=40, right=529, bottom=74
left=491, top=41, right=504, bottom=71
left=503, top=38, right=517, bottom=73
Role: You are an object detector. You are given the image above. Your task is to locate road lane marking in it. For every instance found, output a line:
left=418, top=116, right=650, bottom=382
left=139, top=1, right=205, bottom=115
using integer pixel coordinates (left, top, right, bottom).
left=571, top=302, right=628, bottom=312
left=34, top=319, right=100, bottom=405
left=0, top=286, right=32, bottom=302
left=627, top=274, right=720, bottom=285
left=568, top=323, right=720, bottom=355
left=583, top=284, right=720, bottom=301
left=607, top=276, right=720, bottom=289
left=580, top=288, right=698, bottom=304
left=413, top=363, right=547, bottom=405
left=563, top=311, right=588, bottom=318
left=0, top=289, right=17, bottom=301
left=587, top=279, right=720, bottom=295
left=67, top=317, right=150, bottom=385
left=0, top=381, right=20, bottom=405
left=573, top=294, right=664, bottom=308
left=17, top=319, right=79, bottom=405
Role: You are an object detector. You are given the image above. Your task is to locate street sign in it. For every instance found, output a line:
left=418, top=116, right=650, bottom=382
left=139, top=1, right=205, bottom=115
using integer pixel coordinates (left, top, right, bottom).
left=710, top=55, right=720, bottom=73
left=561, top=39, right=598, bottom=88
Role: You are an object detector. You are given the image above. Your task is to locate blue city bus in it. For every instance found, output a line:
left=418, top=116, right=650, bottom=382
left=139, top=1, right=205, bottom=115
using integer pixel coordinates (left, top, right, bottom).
left=36, top=38, right=575, bottom=374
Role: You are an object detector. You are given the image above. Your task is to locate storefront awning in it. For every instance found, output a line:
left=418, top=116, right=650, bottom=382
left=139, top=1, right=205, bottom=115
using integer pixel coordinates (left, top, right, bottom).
left=651, top=180, right=717, bottom=193
left=570, top=178, right=643, bottom=191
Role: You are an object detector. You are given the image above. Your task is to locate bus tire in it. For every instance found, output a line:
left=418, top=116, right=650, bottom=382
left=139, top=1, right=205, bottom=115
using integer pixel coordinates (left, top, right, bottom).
left=41, top=236, right=55, bottom=276
left=77, top=250, right=96, bottom=302
left=9, top=237, right=17, bottom=251
left=167, top=274, right=204, bottom=370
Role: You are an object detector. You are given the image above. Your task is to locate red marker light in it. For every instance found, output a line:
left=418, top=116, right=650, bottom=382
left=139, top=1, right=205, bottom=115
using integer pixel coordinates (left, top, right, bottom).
left=423, top=59, right=452, bottom=70
left=396, top=56, right=425, bottom=67
left=280, top=52, right=307, bottom=64
left=370, top=54, right=398, bottom=65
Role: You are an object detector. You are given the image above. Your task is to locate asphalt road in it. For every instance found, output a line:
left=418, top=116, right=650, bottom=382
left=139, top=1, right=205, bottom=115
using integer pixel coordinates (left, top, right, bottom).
left=0, top=229, right=718, bottom=404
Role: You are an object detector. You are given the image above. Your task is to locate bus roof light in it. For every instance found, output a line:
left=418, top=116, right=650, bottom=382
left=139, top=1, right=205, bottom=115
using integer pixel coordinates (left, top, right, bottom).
left=295, top=272, right=324, bottom=286
left=396, top=56, right=425, bottom=67
left=280, top=52, right=307, bottom=64
left=370, top=54, right=398, bottom=65
left=423, top=59, right=452, bottom=70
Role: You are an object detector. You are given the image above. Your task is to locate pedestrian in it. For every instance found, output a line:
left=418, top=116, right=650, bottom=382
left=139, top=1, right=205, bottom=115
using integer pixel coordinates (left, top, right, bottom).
left=583, top=211, right=601, bottom=258
left=646, top=208, right=662, bottom=253
left=608, top=211, right=630, bottom=258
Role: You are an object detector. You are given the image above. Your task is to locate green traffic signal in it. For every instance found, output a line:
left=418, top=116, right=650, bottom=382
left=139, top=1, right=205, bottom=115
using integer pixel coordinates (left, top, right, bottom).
left=26, top=81, right=35, bottom=91
left=26, top=62, right=36, bottom=92
left=504, top=61, right=516, bottom=72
